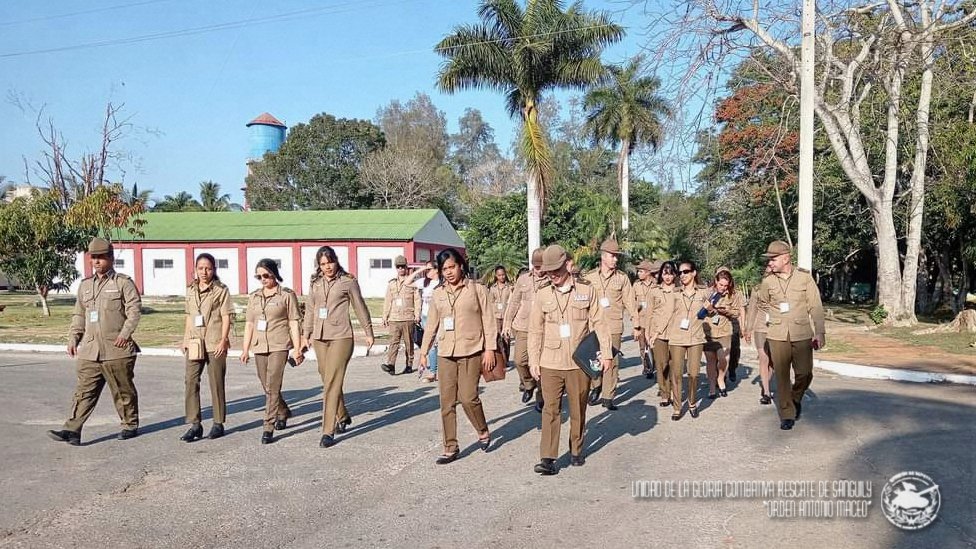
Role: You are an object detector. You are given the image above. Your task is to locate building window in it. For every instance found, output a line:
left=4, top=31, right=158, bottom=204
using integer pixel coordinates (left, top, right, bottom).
left=217, top=259, right=229, bottom=269
left=370, top=258, right=393, bottom=269
left=114, top=259, right=125, bottom=269
left=416, top=248, right=430, bottom=262
left=153, top=259, right=174, bottom=269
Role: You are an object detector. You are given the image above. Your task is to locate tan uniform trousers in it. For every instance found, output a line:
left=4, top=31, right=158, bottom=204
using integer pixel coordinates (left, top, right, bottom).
left=767, top=339, right=814, bottom=420
left=438, top=352, right=489, bottom=454
left=652, top=338, right=672, bottom=400
left=312, top=338, right=353, bottom=436
left=590, top=333, right=623, bottom=399
left=64, top=357, right=139, bottom=432
left=255, top=351, right=291, bottom=431
left=185, top=353, right=227, bottom=425
left=385, top=321, right=415, bottom=367
left=669, top=344, right=703, bottom=412
left=512, top=330, right=536, bottom=392
left=540, top=368, right=590, bottom=459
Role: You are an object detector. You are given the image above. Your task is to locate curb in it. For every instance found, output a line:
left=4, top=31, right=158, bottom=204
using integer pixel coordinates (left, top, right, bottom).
left=814, top=359, right=976, bottom=386
left=0, top=343, right=391, bottom=360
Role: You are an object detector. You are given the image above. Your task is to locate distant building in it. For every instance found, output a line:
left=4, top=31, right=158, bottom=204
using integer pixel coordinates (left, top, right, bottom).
left=3, top=184, right=45, bottom=202
left=243, top=112, right=287, bottom=211
left=70, top=209, right=463, bottom=298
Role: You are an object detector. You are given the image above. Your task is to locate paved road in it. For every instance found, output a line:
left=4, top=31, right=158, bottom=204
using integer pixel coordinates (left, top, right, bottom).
left=0, top=337, right=973, bottom=548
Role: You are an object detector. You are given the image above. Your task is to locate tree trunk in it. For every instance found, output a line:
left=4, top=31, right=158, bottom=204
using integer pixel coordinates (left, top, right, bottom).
left=937, top=248, right=955, bottom=312
left=915, top=248, right=933, bottom=314
left=36, top=284, right=50, bottom=317
left=870, top=200, right=905, bottom=320
left=618, top=140, right=630, bottom=232
left=956, top=239, right=970, bottom=313
left=526, top=169, right=541, bottom=262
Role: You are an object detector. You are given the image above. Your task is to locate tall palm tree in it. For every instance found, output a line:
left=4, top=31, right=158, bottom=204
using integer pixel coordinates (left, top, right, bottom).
left=436, top=0, right=623, bottom=258
left=154, top=191, right=202, bottom=212
left=198, top=181, right=240, bottom=211
left=122, top=183, right=153, bottom=209
left=583, top=55, right=672, bottom=231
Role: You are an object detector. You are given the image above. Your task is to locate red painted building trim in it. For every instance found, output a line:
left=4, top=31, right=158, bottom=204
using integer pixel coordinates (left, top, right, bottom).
left=132, top=244, right=144, bottom=292
left=236, top=244, right=247, bottom=294
left=184, top=247, right=195, bottom=286
left=291, top=244, right=302, bottom=291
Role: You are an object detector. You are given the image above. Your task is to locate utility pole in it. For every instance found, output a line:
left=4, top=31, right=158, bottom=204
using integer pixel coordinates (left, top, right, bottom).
left=797, top=0, right=815, bottom=270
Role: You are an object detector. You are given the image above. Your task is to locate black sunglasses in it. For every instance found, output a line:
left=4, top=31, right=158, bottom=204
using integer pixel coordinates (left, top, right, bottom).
left=254, top=273, right=274, bottom=280
left=679, top=269, right=694, bottom=275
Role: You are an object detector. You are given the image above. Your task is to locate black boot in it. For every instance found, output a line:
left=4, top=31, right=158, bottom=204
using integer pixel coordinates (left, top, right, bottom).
left=534, top=458, right=558, bottom=475
left=207, top=423, right=225, bottom=439
left=118, top=428, right=139, bottom=440
left=588, top=387, right=601, bottom=406
left=261, top=431, right=274, bottom=444
left=47, top=429, right=81, bottom=446
left=602, top=398, right=618, bottom=411
left=180, top=423, right=203, bottom=442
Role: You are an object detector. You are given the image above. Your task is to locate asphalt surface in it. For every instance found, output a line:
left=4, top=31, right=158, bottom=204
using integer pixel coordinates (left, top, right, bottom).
left=0, top=337, right=973, bottom=549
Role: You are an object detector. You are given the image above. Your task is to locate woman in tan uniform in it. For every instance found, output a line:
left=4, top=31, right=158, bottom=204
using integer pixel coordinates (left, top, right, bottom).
left=647, top=261, right=677, bottom=408
left=488, top=265, right=512, bottom=362
left=240, top=258, right=304, bottom=444
left=661, top=260, right=710, bottom=421
left=302, top=246, right=374, bottom=448
left=419, top=248, right=497, bottom=465
left=180, top=253, right=232, bottom=442
left=633, top=260, right=656, bottom=378
left=704, top=269, right=743, bottom=399
left=744, top=265, right=774, bottom=405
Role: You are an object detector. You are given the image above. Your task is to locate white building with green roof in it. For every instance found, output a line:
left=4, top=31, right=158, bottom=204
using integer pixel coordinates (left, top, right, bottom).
left=71, top=209, right=464, bottom=298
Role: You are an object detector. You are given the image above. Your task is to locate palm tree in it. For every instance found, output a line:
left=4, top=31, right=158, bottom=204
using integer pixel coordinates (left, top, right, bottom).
left=122, top=183, right=154, bottom=209
left=154, top=191, right=202, bottom=212
left=198, top=181, right=240, bottom=211
left=583, top=55, right=672, bottom=231
left=436, top=0, right=623, bottom=259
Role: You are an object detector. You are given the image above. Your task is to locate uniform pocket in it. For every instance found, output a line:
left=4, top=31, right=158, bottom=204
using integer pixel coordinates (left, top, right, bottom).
left=543, top=338, right=561, bottom=349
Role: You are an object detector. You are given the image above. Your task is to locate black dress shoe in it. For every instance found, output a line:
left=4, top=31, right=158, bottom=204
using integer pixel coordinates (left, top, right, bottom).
left=275, top=419, right=287, bottom=430
left=588, top=388, right=601, bottom=406
left=759, top=393, right=772, bottom=405
left=659, top=399, right=672, bottom=407
left=521, top=388, right=533, bottom=403
left=601, top=399, right=618, bottom=411
left=671, top=412, right=681, bottom=421
left=534, top=399, right=544, bottom=413
left=207, top=423, right=225, bottom=439
left=48, top=429, right=81, bottom=446
left=435, top=452, right=459, bottom=465
left=707, top=393, right=718, bottom=400
left=336, top=417, right=352, bottom=434
left=261, top=431, right=274, bottom=444
left=180, top=424, right=203, bottom=442
left=719, top=388, right=728, bottom=397
left=534, top=458, right=557, bottom=475
left=118, top=429, right=139, bottom=440
left=689, top=407, right=699, bottom=419
left=478, top=433, right=491, bottom=452
left=570, top=455, right=585, bottom=467
left=402, top=366, right=414, bottom=375
left=380, top=363, right=395, bottom=375
left=794, top=400, right=802, bottom=420
left=319, top=434, right=336, bottom=448
left=780, top=419, right=795, bottom=430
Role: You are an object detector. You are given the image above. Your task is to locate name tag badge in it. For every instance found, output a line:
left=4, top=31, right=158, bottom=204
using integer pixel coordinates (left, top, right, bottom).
left=599, top=297, right=611, bottom=308
left=257, top=318, right=268, bottom=332
left=575, top=294, right=589, bottom=302
left=779, top=302, right=791, bottom=313
left=443, top=317, right=455, bottom=331
left=679, top=318, right=690, bottom=331
left=318, top=307, right=329, bottom=319
left=640, top=301, right=647, bottom=310
left=194, top=314, right=205, bottom=327
left=88, top=310, right=99, bottom=323
left=559, top=323, right=571, bottom=339
left=496, top=302, right=504, bottom=310
left=765, top=312, right=771, bottom=324
left=395, top=298, right=404, bottom=307
left=712, top=315, right=721, bottom=325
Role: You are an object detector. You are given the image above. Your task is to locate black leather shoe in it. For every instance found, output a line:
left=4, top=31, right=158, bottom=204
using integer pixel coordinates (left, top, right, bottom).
left=336, top=417, right=352, bottom=434
left=588, top=388, right=601, bottom=406
left=534, top=458, right=557, bottom=475
left=261, top=431, right=274, bottom=444
left=478, top=433, right=491, bottom=452
left=380, top=363, right=395, bottom=375
left=794, top=400, right=802, bottom=420
left=118, top=429, right=138, bottom=440
left=534, top=399, right=544, bottom=413
left=759, top=393, right=772, bottom=405
left=707, top=393, right=718, bottom=400
left=671, top=412, right=681, bottom=421
left=719, top=388, right=728, bottom=398
left=319, top=434, right=336, bottom=448
left=689, top=407, right=699, bottom=419
left=521, top=388, right=533, bottom=403
left=659, top=399, right=672, bottom=407
left=48, top=429, right=81, bottom=446
left=601, top=399, right=618, bottom=411
left=402, top=366, right=414, bottom=375
left=207, top=423, right=225, bottom=439
left=780, top=419, right=795, bottom=430
left=180, top=424, right=203, bottom=442
left=435, top=452, right=459, bottom=465
left=570, top=455, right=585, bottom=467
left=275, top=419, right=287, bottom=430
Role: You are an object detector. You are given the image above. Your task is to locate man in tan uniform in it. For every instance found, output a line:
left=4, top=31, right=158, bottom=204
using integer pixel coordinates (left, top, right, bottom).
left=502, top=248, right=546, bottom=409
left=382, top=255, right=420, bottom=375
left=633, top=259, right=659, bottom=379
left=529, top=245, right=612, bottom=474
left=48, top=237, right=142, bottom=446
left=755, top=241, right=825, bottom=430
left=584, top=239, right=640, bottom=410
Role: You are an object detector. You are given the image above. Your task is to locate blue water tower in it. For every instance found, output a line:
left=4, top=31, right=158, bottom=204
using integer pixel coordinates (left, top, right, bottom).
left=246, top=113, right=286, bottom=162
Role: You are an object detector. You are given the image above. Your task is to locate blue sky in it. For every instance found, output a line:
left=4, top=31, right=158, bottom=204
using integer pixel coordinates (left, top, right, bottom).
left=0, top=0, right=665, bottom=203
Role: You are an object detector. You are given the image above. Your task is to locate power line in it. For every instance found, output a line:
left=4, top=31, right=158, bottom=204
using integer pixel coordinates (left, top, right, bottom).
left=0, top=0, right=176, bottom=27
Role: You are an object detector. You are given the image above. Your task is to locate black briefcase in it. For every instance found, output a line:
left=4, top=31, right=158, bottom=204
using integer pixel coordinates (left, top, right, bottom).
left=572, top=331, right=617, bottom=380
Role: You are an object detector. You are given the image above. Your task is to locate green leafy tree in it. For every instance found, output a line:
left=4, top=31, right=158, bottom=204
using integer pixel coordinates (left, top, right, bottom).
left=198, top=181, right=240, bottom=211
left=153, top=191, right=202, bottom=212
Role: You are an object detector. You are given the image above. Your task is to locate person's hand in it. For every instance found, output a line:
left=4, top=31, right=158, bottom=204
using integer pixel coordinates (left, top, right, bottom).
left=240, top=349, right=250, bottom=364
left=300, top=337, right=309, bottom=351
left=113, top=336, right=129, bottom=348
left=180, top=341, right=188, bottom=355
left=530, top=364, right=541, bottom=381
left=600, top=358, right=613, bottom=372
left=214, top=338, right=230, bottom=358
left=66, top=344, right=77, bottom=358
left=419, top=355, right=428, bottom=369
left=648, top=335, right=657, bottom=347
left=291, top=349, right=304, bottom=366
left=744, top=332, right=753, bottom=344
left=502, top=328, right=512, bottom=340
left=633, top=327, right=642, bottom=340
left=481, top=351, right=496, bottom=374
left=812, top=334, right=825, bottom=350
left=382, top=318, right=389, bottom=328
left=365, top=336, right=374, bottom=351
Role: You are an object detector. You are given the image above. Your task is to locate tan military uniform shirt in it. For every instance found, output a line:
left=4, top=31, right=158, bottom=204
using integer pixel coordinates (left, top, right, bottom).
left=503, top=272, right=547, bottom=333
left=383, top=276, right=419, bottom=322
left=303, top=273, right=374, bottom=341
left=633, top=279, right=656, bottom=332
left=69, top=271, right=141, bottom=361
left=661, top=286, right=711, bottom=345
left=647, top=284, right=675, bottom=338
left=488, top=282, right=513, bottom=320
left=419, top=279, right=497, bottom=358
left=744, top=291, right=769, bottom=334
left=245, top=286, right=300, bottom=353
left=704, top=290, right=744, bottom=339
left=528, top=279, right=611, bottom=371
left=184, top=279, right=232, bottom=351
left=584, top=268, right=639, bottom=335
left=755, top=269, right=825, bottom=342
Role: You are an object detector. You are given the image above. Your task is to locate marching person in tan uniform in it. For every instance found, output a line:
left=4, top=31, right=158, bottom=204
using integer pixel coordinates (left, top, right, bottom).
left=704, top=267, right=743, bottom=399
left=381, top=255, right=419, bottom=375
left=584, top=239, right=640, bottom=410
left=658, top=260, right=710, bottom=421
left=744, top=265, right=774, bottom=405
left=646, top=261, right=678, bottom=408
left=528, top=245, right=612, bottom=475
left=502, top=248, right=546, bottom=409
left=488, top=265, right=513, bottom=362
left=240, top=258, right=304, bottom=444
left=179, top=253, right=232, bottom=442
left=419, top=248, right=497, bottom=465
left=302, top=246, right=374, bottom=448
left=633, top=260, right=658, bottom=379
left=754, top=241, right=825, bottom=430
left=49, top=237, right=142, bottom=446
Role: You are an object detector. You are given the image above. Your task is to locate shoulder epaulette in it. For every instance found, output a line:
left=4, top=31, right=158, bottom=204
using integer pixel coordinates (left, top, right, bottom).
left=797, top=267, right=810, bottom=273
left=343, top=273, right=356, bottom=280
left=388, top=278, right=398, bottom=283
left=576, top=278, right=592, bottom=286
left=282, top=287, right=296, bottom=294
left=115, top=273, right=131, bottom=280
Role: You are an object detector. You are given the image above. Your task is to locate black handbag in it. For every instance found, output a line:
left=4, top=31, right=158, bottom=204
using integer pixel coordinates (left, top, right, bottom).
left=412, top=322, right=424, bottom=348
left=572, top=331, right=618, bottom=380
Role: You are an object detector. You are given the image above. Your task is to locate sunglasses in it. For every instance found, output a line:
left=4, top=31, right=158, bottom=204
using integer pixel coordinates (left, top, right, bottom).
left=254, top=273, right=274, bottom=280
left=679, top=269, right=695, bottom=275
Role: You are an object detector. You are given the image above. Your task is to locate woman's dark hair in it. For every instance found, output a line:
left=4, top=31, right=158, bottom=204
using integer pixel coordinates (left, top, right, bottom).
left=435, top=248, right=468, bottom=281
left=715, top=270, right=737, bottom=296
left=516, top=266, right=528, bottom=278
left=657, top=260, right=678, bottom=285
left=423, top=260, right=438, bottom=288
left=255, top=258, right=284, bottom=283
left=313, top=246, right=347, bottom=281
left=195, top=253, right=220, bottom=282
left=491, top=265, right=509, bottom=286
left=677, top=259, right=703, bottom=286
